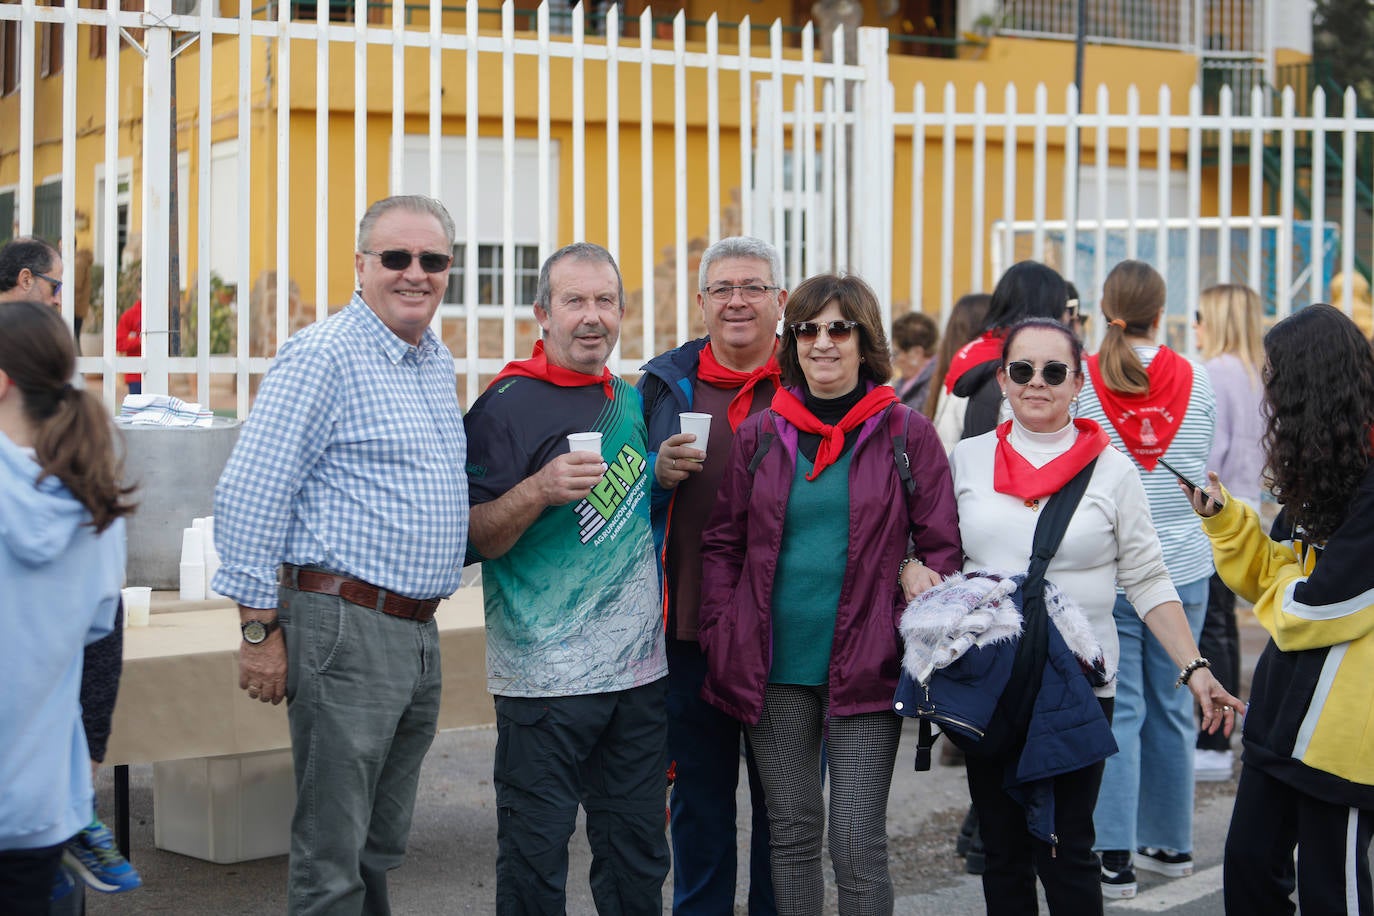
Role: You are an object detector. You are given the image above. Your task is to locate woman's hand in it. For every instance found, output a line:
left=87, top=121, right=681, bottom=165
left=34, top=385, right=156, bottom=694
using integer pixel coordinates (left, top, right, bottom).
left=900, top=559, right=943, bottom=602
left=1182, top=471, right=1226, bottom=519
left=1189, top=667, right=1245, bottom=737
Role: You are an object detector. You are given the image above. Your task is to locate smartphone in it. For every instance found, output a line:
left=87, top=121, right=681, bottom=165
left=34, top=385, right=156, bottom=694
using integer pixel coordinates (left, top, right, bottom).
left=1155, top=456, right=1218, bottom=510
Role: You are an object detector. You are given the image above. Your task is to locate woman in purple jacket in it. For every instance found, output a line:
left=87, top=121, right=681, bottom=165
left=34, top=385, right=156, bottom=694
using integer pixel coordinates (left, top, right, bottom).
left=698, top=273, right=962, bottom=915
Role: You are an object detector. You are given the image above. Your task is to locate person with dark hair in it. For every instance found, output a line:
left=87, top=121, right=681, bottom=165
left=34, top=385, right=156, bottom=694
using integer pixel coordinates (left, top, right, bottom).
left=934, top=261, right=1069, bottom=451
left=1078, top=260, right=1217, bottom=898
left=213, top=195, right=469, bottom=913
left=698, top=272, right=962, bottom=915
left=464, top=242, right=669, bottom=914
left=0, top=241, right=137, bottom=898
left=0, top=237, right=63, bottom=308
left=925, top=292, right=991, bottom=422
left=0, top=301, right=135, bottom=915
left=891, top=310, right=939, bottom=412
left=639, top=235, right=783, bottom=916
left=1187, top=303, right=1374, bottom=915
left=949, top=317, right=1237, bottom=915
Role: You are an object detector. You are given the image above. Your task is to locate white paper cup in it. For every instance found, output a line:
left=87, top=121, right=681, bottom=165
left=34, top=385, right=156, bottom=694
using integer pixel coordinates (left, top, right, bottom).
left=123, top=586, right=152, bottom=628
left=567, top=431, right=603, bottom=455
left=179, top=564, right=207, bottom=601
left=679, top=412, right=712, bottom=458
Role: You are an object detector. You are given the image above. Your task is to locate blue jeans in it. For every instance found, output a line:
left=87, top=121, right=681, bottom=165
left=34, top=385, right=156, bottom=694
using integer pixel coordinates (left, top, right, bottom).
left=666, top=638, right=775, bottom=915
left=494, top=679, right=671, bottom=916
left=1093, top=577, right=1207, bottom=855
left=280, top=585, right=442, bottom=916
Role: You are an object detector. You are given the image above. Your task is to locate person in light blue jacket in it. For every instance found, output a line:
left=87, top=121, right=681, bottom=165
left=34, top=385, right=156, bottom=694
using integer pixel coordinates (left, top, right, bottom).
left=0, top=300, right=132, bottom=914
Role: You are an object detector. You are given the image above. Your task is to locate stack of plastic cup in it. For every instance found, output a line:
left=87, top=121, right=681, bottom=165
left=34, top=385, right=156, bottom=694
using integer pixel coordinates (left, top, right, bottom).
left=180, top=526, right=207, bottom=601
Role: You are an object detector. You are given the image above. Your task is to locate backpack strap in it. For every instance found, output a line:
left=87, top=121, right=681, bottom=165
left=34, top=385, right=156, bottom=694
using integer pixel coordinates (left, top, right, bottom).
left=747, top=424, right=776, bottom=474
left=890, top=407, right=915, bottom=496
left=995, top=457, right=1099, bottom=759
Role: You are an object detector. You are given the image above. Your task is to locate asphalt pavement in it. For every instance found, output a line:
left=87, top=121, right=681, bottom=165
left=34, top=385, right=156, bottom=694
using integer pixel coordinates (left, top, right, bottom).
left=81, top=615, right=1302, bottom=915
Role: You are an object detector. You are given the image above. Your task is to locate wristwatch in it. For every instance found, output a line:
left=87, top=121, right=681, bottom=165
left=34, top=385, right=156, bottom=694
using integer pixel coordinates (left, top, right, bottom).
left=240, top=619, right=281, bottom=645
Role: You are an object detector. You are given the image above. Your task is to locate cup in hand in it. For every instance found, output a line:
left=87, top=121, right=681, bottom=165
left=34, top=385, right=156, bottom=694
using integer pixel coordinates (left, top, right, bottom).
left=567, top=431, right=603, bottom=456
left=678, top=412, right=712, bottom=459
left=123, top=586, right=153, bottom=628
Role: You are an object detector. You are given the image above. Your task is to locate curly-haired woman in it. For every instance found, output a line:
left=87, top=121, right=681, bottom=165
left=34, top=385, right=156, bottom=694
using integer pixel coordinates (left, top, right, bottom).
left=1187, top=303, right=1374, bottom=914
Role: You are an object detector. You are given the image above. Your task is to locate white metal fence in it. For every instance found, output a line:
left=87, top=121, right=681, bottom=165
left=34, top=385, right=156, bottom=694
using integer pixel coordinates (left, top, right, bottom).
left=2, top=0, right=1370, bottom=417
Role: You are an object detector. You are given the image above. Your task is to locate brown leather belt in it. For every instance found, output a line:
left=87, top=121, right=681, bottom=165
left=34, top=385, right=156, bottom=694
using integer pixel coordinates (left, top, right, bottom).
left=279, top=565, right=440, bottom=623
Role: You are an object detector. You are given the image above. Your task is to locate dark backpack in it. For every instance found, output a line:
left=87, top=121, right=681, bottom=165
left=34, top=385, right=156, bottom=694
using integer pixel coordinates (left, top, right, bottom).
left=898, top=457, right=1097, bottom=771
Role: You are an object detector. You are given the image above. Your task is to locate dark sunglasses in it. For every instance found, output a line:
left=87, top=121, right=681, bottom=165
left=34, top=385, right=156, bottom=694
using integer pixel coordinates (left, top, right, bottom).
left=35, top=271, right=63, bottom=296
left=1006, top=360, right=1073, bottom=386
left=361, top=249, right=453, bottom=273
left=791, top=319, right=859, bottom=342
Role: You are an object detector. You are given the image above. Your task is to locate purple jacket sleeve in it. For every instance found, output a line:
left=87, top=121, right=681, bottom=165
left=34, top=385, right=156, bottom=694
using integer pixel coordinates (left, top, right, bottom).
left=904, top=409, right=963, bottom=576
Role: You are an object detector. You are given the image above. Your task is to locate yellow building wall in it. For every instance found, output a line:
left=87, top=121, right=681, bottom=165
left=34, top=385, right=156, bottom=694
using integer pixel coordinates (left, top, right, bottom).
left=0, top=20, right=1307, bottom=336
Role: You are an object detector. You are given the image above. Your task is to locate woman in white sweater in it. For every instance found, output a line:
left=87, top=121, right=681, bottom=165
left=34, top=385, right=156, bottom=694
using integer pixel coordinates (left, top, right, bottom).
left=949, top=317, right=1239, bottom=916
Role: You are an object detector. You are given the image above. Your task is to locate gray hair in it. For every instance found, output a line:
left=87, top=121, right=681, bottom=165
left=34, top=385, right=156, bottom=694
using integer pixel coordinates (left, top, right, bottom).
left=356, top=196, right=457, bottom=252
left=534, top=242, right=626, bottom=313
left=697, top=236, right=784, bottom=292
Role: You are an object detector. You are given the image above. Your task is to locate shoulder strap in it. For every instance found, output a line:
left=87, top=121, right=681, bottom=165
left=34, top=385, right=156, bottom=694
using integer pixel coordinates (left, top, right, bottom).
left=1025, top=456, right=1098, bottom=593
left=890, top=407, right=915, bottom=495
left=747, top=413, right=777, bottom=475
left=994, top=456, right=1099, bottom=759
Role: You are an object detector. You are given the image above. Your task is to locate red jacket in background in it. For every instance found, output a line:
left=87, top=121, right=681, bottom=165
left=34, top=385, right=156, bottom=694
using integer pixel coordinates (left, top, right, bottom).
left=115, top=300, right=142, bottom=384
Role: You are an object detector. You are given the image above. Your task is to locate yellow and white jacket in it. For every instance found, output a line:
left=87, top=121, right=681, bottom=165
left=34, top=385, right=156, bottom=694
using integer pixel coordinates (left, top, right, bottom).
left=1203, top=479, right=1374, bottom=808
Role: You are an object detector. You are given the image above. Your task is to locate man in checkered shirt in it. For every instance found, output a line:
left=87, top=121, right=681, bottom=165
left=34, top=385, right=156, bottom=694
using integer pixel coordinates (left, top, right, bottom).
left=212, top=196, right=469, bottom=915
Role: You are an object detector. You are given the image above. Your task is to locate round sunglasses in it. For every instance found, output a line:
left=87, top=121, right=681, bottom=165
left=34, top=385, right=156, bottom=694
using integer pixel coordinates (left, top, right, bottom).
left=790, top=319, right=859, bottom=342
left=361, top=249, right=453, bottom=274
left=1006, top=360, right=1073, bottom=386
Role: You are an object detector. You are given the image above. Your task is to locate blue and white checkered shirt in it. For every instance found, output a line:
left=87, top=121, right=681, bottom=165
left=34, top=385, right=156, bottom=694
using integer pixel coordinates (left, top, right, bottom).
left=212, top=295, right=469, bottom=609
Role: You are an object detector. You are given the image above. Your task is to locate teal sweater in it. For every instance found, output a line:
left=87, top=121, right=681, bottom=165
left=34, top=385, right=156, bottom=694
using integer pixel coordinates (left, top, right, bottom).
left=769, top=452, right=851, bottom=685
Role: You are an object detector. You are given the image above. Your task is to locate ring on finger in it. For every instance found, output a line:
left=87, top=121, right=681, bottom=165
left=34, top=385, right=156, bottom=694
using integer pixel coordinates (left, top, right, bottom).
left=671, top=458, right=677, bottom=470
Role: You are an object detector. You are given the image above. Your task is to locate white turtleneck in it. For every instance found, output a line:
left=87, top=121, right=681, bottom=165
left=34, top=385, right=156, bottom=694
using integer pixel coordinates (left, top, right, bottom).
left=949, top=425, right=1179, bottom=696
left=1007, top=417, right=1077, bottom=469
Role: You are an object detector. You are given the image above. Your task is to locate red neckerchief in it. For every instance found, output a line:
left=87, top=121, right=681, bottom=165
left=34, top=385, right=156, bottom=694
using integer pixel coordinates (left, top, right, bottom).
left=1085, top=347, right=1193, bottom=470
left=993, top=419, right=1111, bottom=500
left=697, top=341, right=781, bottom=432
left=490, top=339, right=615, bottom=400
left=943, top=331, right=1005, bottom=393
left=770, top=384, right=898, bottom=480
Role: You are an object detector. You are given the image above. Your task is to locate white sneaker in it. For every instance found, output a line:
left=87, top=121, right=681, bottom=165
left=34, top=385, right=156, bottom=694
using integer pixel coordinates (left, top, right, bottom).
left=1194, top=748, right=1233, bottom=782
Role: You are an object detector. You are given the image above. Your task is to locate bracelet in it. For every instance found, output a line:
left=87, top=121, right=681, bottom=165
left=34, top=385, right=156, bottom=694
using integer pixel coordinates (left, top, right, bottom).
left=1175, top=657, right=1211, bottom=688
left=897, top=555, right=922, bottom=586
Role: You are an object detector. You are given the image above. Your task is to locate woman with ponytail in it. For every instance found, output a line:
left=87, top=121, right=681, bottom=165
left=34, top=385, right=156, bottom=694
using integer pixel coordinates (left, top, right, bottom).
left=0, top=301, right=134, bottom=913
left=1078, top=260, right=1218, bottom=898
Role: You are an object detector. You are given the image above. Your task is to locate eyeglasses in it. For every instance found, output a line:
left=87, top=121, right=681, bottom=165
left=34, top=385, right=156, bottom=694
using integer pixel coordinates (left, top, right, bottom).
left=791, top=319, right=859, bottom=343
left=360, top=249, right=453, bottom=273
left=35, top=272, right=62, bottom=296
left=1194, top=310, right=1203, bottom=324
left=1006, top=360, right=1073, bottom=386
left=703, top=284, right=780, bottom=304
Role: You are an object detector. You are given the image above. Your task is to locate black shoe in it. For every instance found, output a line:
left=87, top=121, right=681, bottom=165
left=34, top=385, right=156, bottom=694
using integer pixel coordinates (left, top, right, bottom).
left=964, top=824, right=985, bottom=875
left=1099, top=849, right=1137, bottom=899
left=955, top=806, right=978, bottom=857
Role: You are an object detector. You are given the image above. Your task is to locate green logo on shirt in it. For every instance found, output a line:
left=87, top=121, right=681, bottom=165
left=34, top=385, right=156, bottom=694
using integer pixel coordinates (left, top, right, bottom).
left=574, top=443, right=647, bottom=544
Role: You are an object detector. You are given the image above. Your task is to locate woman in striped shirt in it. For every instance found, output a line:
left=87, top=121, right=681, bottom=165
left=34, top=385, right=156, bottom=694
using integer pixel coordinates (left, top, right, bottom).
left=1078, top=260, right=1217, bottom=899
